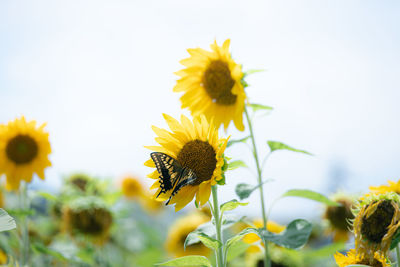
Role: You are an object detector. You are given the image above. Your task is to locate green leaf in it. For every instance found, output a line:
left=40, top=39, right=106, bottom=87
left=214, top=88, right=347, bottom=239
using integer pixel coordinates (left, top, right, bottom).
left=225, top=228, right=258, bottom=249
left=7, top=208, right=35, bottom=217
left=267, top=141, right=312, bottom=155
left=235, top=180, right=272, bottom=200
left=346, top=265, right=371, bottom=267
left=156, top=256, right=212, bottom=266
left=282, top=189, right=340, bottom=207
left=226, top=241, right=250, bottom=262
left=197, top=233, right=222, bottom=250
left=260, top=219, right=312, bottom=249
left=227, top=136, right=250, bottom=148
left=0, top=209, right=16, bottom=232
left=217, top=173, right=226, bottom=185
left=227, top=160, right=247, bottom=170
left=32, top=243, right=68, bottom=261
left=390, top=228, right=400, bottom=249
left=220, top=200, right=248, bottom=215
left=304, top=242, right=346, bottom=258
left=248, top=103, right=273, bottom=113
left=244, top=69, right=266, bottom=76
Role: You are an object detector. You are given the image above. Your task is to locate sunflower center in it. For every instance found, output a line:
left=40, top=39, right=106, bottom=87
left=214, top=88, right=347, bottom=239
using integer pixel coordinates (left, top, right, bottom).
left=69, top=208, right=112, bottom=236
left=202, top=60, right=237, bottom=106
left=361, top=200, right=394, bottom=243
left=177, top=140, right=217, bottom=185
left=6, top=135, right=38, bottom=164
left=326, top=199, right=354, bottom=231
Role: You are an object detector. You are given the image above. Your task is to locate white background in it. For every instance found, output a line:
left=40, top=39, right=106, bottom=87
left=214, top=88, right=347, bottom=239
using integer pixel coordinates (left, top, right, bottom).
left=1, top=0, right=399, bottom=220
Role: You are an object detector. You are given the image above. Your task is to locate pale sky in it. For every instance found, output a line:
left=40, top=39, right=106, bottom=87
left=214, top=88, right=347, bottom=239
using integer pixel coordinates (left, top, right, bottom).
left=1, top=0, right=399, bottom=220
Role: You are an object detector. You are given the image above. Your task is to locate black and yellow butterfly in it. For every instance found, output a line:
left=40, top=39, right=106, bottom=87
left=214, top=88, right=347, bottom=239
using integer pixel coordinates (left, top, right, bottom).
left=150, top=152, right=197, bottom=205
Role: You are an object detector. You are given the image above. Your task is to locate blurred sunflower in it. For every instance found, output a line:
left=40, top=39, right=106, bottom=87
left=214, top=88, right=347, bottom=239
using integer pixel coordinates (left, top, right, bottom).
left=353, top=193, right=400, bottom=261
left=63, top=196, right=113, bottom=245
left=0, top=189, right=4, bottom=208
left=0, top=116, right=51, bottom=190
left=174, top=39, right=246, bottom=131
left=121, top=176, right=143, bottom=199
left=370, top=180, right=400, bottom=195
left=165, top=213, right=210, bottom=257
left=145, top=114, right=228, bottom=211
left=241, top=219, right=285, bottom=253
left=334, top=248, right=389, bottom=267
left=324, top=194, right=354, bottom=242
left=67, top=173, right=92, bottom=192
left=0, top=248, right=7, bottom=265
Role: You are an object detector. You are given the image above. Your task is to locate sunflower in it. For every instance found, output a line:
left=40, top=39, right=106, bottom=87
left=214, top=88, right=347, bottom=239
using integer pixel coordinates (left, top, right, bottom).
left=334, top=248, right=390, bottom=267
left=66, top=173, right=93, bottom=192
left=121, top=176, right=143, bottom=199
left=0, top=116, right=51, bottom=190
left=353, top=193, right=400, bottom=261
left=145, top=114, right=228, bottom=211
left=165, top=213, right=210, bottom=257
left=370, top=180, right=400, bottom=195
left=241, top=219, right=285, bottom=253
left=63, top=196, right=113, bottom=245
left=324, top=194, right=354, bottom=242
left=174, top=39, right=246, bottom=131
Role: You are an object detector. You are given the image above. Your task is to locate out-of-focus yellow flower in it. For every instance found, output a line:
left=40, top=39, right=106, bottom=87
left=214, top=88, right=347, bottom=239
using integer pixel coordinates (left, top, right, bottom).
left=241, top=219, right=285, bottom=253
left=165, top=213, right=210, bottom=257
left=0, top=248, right=7, bottom=265
left=324, top=195, right=354, bottom=242
left=121, top=176, right=143, bottom=199
left=174, top=39, right=246, bottom=131
left=145, top=114, right=228, bottom=211
left=370, top=180, right=400, bottom=195
left=334, top=248, right=389, bottom=267
left=63, top=197, right=113, bottom=246
left=0, top=116, right=51, bottom=190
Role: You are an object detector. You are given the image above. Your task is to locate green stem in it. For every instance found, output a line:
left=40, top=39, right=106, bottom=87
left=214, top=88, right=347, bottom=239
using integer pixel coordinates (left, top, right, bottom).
left=396, top=244, right=400, bottom=267
left=19, top=182, right=29, bottom=267
left=244, top=107, right=270, bottom=267
left=211, top=186, right=224, bottom=267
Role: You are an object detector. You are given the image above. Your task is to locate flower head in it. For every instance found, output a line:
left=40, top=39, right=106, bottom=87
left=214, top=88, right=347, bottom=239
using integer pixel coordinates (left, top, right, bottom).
left=145, top=114, right=228, bottom=211
left=353, top=193, right=400, bottom=260
left=121, top=176, right=143, bottom=199
left=174, top=39, right=246, bottom=131
left=0, top=116, right=51, bottom=190
left=165, top=213, right=210, bottom=257
left=63, top=196, right=113, bottom=245
left=324, top=194, right=354, bottom=242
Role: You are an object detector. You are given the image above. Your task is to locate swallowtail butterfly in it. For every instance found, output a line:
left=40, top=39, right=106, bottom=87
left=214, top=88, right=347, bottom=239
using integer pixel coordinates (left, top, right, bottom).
left=150, top=152, right=197, bottom=205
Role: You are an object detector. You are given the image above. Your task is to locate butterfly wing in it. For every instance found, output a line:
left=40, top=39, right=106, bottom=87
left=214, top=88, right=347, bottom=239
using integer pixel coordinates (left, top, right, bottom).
left=166, top=168, right=197, bottom=204
left=150, top=152, right=185, bottom=197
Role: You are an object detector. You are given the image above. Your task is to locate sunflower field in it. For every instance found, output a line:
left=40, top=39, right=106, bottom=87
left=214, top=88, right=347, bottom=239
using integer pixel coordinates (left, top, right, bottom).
left=1, top=2, right=399, bottom=267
